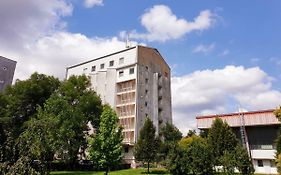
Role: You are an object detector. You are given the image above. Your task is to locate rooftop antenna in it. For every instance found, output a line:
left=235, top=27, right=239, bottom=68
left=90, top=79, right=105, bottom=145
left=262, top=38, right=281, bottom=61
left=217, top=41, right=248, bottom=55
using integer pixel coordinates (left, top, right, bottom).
left=125, top=33, right=131, bottom=48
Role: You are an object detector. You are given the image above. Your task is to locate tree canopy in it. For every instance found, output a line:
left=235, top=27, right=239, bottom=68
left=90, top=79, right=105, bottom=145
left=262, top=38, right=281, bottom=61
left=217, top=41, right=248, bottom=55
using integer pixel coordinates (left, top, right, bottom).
left=134, top=117, right=160, bottom=173
left=88, top=105, right=123, bottom=175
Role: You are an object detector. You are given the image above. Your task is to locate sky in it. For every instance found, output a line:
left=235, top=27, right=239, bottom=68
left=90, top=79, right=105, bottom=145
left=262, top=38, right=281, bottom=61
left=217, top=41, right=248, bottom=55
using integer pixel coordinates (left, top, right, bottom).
left=1, top=0, right=281, bottom=134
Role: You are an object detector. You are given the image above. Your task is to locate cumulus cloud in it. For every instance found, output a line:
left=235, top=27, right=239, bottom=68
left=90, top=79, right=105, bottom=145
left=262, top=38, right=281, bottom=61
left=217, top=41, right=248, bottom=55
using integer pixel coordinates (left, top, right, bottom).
left=193, top=43, right=215, bottom=54
left=172, top=66, right=281, bottom=133
left=0, top=0, right=72, bottom=50
left=127, top=5, right=215, bottom=42
left=84, top=0, right=103, bottom=8
left=1, top=32, right=132, bottom=80
left=0, top=0, right=130, bottom=80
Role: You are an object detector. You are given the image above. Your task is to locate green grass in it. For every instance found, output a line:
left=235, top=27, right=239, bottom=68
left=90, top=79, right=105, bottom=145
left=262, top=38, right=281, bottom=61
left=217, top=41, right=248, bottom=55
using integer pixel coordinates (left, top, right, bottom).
left=51, top=168, right=170, bottom=175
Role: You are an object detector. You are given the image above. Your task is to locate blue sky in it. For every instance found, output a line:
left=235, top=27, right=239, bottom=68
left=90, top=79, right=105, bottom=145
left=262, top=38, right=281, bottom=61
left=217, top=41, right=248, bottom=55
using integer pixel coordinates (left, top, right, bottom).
left=0, top=0, right=281, bottom=133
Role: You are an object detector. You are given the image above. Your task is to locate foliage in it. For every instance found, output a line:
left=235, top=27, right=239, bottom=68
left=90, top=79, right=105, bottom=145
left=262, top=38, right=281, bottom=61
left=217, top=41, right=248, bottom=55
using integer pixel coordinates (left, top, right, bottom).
left=207, top=117, right=238, bottom=166
left=186, top=130, right=196, bottom=137
left=134, top=117, right=160, bottom=173
left=185, top=136, right=213, bottom=174
left=159, top=122, right=182, bottom=163
left=274, top=107, right=281, bottom=155
left=276, top=154, right=281, bottom=174
left=27, top=75, right=103, bottom=166
left=166, top=145, right=188, bottom=175
left=88, top=105, right=123, bottom=175
left=234, top=145, right=254, bottom=175
left=1, top=74, right=102, bottom=174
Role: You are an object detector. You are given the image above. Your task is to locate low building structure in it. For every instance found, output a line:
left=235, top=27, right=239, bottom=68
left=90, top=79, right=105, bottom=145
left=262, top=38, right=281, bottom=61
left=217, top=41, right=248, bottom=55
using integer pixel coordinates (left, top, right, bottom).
left=196, top=109, right=279, bottom=174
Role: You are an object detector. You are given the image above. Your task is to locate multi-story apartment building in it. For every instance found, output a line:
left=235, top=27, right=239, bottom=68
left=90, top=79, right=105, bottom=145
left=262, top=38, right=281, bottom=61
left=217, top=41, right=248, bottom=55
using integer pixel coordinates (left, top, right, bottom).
left=197, top=109, right=279, bottom=174
left=0, top=56, right=17, bottom=92
left=66, top=45, right=172, bottom=166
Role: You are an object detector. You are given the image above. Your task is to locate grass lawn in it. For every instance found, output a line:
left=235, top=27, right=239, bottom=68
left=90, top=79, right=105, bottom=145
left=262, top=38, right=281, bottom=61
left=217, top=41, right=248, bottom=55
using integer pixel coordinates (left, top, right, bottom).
left=51, top=168, right=170, bottom=175
left=51, top=169, right=269, bottom=175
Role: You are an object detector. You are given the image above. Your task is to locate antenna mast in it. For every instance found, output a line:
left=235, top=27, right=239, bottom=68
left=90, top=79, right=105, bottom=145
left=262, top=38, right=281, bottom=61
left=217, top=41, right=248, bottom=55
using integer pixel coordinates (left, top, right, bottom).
left=125, top=33, right=131, bottom=48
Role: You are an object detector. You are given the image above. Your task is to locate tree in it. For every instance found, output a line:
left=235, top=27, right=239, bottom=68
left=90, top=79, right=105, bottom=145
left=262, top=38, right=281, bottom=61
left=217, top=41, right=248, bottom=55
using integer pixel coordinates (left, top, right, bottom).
left=0, top=73, right=60, bottom=174
left=234, top=145, right=254, bottom=175
left=88, top=105, right=123, bottom=175
left=134, top=117, right=160, bottom=173
left=274, top=107, right=281, bottom=155
left=159, top=122, right=182, bottom=163
left=167, top=135, right=213, bottom=175
left=26, top=75, right=103, bottom=168
left=186, top=129, right=196, bottom=137
left=207, top=118, right=238, bottom=166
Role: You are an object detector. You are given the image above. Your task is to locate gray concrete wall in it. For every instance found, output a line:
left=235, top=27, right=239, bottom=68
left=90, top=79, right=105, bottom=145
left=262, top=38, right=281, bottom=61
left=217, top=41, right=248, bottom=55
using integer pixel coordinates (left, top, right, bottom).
left=0, top=56, right=16, bottom=92
left=136, top=46, right=172, bottom=139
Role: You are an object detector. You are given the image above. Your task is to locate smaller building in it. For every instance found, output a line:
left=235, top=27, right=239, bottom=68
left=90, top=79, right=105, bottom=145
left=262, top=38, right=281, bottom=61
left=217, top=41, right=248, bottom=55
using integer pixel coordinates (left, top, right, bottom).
left=196, top=109, right=279, bottom=174
left=0, top=56, right=17, bottom=92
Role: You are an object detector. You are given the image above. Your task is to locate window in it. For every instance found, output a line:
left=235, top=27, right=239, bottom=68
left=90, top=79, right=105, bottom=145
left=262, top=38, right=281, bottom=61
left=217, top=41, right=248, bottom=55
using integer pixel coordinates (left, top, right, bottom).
left=3, top=67, right=7, bottom=71
left=119, top=57, right=124, bottom=64
left=119, top=71, right=124, bottom=77
left=145, top=89, right=148, bottom=95
left=129, top=68, right=134, bottom=74
left=145, top=66, right=149, bottom=70
left=257, top=160, right=263, bottom=167
left=91, top=66, right=96, bottom=72
left=145, top=78, right=148, bottom=84
left=124, top=147, right=129, bottom=153
left=83, top=68, right=88, bottom=71
left=109, top=60, right=114, bottom=67
left=100, top=63, right=105, bottom=69
left=145, top=102, right=148, bottom=107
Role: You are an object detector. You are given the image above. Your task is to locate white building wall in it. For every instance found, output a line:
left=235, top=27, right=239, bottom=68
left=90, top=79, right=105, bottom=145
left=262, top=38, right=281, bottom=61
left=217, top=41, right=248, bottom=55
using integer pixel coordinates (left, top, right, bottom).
left=66, top=47, right=137, bottom=79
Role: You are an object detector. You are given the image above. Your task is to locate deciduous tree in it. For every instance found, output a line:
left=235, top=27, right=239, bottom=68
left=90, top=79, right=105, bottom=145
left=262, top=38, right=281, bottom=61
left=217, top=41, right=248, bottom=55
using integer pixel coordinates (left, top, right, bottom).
left=88, top=105, right=123, bottom=175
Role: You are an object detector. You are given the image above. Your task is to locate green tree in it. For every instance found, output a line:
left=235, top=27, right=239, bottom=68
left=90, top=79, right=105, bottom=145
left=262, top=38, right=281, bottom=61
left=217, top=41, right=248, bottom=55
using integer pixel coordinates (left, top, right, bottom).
left=186, top=136, right=213, bottom=175
left=166, top=144, right=189, bottom=175
left=186, top=129, right=196, bottom=137
left=234, top=145, right=254, bottom=175
left=274, top=107, right=281, bottom=155
left=207, top=118, right=238, bottom=166
left=27, top=75, right=103, bottom=167
left=88, top=105, right=123, bottom=175
left=159, top=122, right=182, bottom=163
left=134, top=117, right=160, bottom=173
left=0, top=73, right=60, bottom=174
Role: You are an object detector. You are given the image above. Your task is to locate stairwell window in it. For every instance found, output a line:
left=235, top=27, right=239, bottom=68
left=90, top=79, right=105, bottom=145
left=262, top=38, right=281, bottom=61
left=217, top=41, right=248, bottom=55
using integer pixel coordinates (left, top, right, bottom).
left=91, top=66, right=96, bottom=72
left=109, top=60, right=114, bottom=67
left=100, top=63, right=105, bottom=69
left=119, top=70, right=124, bottom=77
left=129, top=68, right=134, bottom=74
left=257, top=160, right=263, bottom=167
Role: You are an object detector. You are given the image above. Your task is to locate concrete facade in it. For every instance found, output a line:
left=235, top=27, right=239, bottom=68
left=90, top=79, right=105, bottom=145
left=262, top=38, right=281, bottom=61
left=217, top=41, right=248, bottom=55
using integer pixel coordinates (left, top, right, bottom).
left=66, top=45, right=172, bottom=166
left=196, top=109, right=279, bottom=174
left=0, top=56, right=16, bottom=92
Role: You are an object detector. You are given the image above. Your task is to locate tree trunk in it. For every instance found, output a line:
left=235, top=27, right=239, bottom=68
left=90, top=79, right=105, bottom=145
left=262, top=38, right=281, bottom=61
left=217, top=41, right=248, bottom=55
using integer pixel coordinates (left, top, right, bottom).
left=147, top=162, right=150, bottom=174
left=104, top=167, right=109, bottom=175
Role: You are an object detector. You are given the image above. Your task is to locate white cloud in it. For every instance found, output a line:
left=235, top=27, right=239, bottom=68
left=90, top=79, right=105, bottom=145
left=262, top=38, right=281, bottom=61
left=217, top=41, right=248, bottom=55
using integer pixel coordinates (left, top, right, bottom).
left=172, top=66, right=281, bottom=133
left=84, top=0, right=103, bottom=8
left=127, top=5, right=215, bottom=42
left=1, top=32, right=131, bottom=80
left=0, top=0, right=73, bottom=50
left=0, top=0, right=131, bottom=80
left=193, top=43, right=215, bottom=54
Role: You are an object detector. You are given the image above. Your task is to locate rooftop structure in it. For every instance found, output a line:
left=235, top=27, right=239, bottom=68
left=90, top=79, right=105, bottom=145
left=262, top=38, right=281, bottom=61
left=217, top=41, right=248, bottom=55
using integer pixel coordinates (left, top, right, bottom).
left=197, top=109, right=279, bottom=174
left=0, top=56, right=16, bottom=92
left=66, top=45, right=172, bottom=167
